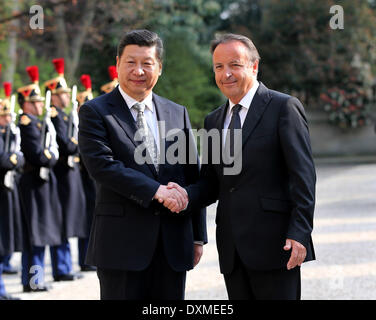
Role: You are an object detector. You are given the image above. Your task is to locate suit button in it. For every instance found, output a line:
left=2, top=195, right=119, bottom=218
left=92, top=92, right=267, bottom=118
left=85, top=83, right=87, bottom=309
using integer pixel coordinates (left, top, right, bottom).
left=154, top=211, right=160, bottom=216
left=229, top=187, right=235, bottom=193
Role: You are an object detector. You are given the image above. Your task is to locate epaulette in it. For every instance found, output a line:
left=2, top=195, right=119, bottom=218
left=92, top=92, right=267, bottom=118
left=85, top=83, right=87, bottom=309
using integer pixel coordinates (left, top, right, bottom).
left=20, top=115, right=31, bottom=126
left=50, top=106, right=59, bottom=118
left=9, top=153, right=18, bottom=165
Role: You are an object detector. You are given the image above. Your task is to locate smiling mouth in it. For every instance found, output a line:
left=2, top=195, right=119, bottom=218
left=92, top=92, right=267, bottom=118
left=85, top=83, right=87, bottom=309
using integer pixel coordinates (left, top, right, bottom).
left=222, top=81, right=237, bottom=86
left=130, top=79, right=146, bottom=84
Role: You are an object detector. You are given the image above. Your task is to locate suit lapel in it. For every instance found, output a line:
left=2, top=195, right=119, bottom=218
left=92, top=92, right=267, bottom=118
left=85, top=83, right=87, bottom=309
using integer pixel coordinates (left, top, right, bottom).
left=153, top=93, right=173, bottom=137
left=215, top=102, right=228, bottom=170
left=217, top=82, right=272, bottom=167
left=240, top=82, right=271, bottom=149
left=153, top=93, right=173, bottom=178
left=107, top=87, right=140, bottom=148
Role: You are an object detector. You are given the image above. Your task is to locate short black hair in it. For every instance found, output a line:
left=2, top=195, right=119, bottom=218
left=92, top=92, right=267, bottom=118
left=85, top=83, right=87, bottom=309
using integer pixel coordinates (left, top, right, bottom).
left=117, top=29, right=163, bottom=63
left=210, top=33, right=260, bottom=62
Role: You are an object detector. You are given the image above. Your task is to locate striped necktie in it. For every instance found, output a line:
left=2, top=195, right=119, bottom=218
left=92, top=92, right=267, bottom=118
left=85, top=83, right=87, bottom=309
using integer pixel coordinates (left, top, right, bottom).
left=133, top=102, right=159, bottom=172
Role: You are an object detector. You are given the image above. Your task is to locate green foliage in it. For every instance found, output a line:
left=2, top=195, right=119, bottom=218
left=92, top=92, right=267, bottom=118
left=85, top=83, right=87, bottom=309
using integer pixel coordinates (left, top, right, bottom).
left=221, top=0, right=376, bottom=111
left=154, top=34, right=223, bottom=128
left=321, top=82, right=373, bottom=129
left=2, top=0, right=375, bottom=131
left=146, top=0, right=230, bottom=128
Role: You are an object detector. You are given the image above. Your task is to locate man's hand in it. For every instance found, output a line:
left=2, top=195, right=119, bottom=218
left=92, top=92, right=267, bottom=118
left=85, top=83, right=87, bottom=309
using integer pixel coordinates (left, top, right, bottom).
left=283, top=239, right=307, bottom=270
left=165, top=182, right=189, bottom=213
left=193, top=243, right=203, bottom=267
left=153, top=184, right=188, bottom=213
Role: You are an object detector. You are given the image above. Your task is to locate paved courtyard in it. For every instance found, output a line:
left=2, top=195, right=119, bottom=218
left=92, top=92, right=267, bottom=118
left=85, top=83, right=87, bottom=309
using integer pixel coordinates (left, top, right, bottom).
left=3, top=161, right=376, bottom=300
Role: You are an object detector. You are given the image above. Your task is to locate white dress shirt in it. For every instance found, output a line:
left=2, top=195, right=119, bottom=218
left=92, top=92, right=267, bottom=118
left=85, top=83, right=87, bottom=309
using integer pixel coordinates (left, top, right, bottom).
left=222, top=81, right=259, bottom=145
left=118, top=85, right=160, bottom=152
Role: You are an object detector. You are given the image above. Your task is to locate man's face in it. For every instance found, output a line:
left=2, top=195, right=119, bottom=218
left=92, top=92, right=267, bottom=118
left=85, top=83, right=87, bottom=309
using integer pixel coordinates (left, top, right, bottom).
left=212, top=41, right=258, bottom=104
left=0, top=115, right=11, bottom=127
left=52, top=92, right=70, bottom=109
left=59, top=92, right=70, bottom=108
left=116, top=44, right=162, bottom=101
left=24, top=101, right=44, bottom=116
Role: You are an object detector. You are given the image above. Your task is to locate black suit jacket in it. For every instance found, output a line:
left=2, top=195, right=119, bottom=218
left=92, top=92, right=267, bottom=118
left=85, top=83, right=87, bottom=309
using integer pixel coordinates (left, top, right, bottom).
left=78, top=87, right=207, bottom=272
left=187, top=82, right=316, bottom=273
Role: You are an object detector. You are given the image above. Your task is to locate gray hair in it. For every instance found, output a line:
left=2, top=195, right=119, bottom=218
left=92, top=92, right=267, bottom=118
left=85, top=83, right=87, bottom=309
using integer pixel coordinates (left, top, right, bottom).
left=210, top=33, right=260, bottom=63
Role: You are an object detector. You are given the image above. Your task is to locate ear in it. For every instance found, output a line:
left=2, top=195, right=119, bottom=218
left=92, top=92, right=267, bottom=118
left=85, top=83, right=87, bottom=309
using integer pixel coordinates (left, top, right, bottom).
left=252, top=60, right=259, bottom=75
left=158, top=61, right=162, bottom=76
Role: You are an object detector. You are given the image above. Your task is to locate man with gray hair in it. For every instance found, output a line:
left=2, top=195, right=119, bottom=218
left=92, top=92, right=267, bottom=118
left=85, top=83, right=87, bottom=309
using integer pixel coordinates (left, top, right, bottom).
left=167, top=33, right=316, bottom=300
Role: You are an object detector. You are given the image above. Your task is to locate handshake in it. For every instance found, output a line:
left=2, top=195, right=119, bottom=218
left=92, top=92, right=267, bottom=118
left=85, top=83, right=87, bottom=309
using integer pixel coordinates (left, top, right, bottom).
left=153, top=182, right=188, bottom=213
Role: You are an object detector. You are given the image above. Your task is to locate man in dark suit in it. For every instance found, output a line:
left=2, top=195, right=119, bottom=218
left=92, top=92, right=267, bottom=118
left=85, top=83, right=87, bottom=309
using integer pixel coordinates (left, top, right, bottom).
left=166, top=33, right=316, bottom=300
left=78, top=29, right=207, bottom=300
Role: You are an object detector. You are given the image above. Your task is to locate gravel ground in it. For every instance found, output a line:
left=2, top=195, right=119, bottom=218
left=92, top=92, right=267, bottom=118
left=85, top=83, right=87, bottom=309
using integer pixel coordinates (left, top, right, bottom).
left=3, top=162, right=376, bottom=300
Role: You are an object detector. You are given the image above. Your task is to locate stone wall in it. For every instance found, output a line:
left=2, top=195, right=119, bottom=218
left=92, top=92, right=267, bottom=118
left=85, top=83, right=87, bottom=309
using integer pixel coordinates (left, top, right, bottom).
left=306, top=109, right=376, bottom=157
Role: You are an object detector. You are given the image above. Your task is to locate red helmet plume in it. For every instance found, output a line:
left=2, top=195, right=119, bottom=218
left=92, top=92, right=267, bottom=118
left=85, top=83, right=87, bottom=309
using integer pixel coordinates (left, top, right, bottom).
left=3, top=82, right=12, bottom=97
left=26, top=66, right=39, bottom=83
left=52, top=58, right=65, bottom=75
left=80, top=74, right=92, bottom=90
left=108, top=66, right=118, bottom=80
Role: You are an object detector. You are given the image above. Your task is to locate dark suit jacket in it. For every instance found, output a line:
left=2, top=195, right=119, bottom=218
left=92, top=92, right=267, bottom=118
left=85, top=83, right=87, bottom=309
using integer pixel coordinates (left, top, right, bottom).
left=78, top=87, right=207, bottom=272
left=187, top=82, right=316, bottom=273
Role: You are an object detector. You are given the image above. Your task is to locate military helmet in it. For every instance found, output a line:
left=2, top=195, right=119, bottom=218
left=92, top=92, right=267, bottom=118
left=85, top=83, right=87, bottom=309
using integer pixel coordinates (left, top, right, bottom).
left=100, top=66, right=118, bottom=94
left=44, top=58, right=71, bottom=95
left=0, top=82, right=13, bottom=116
left=77, top=74, right=94, bottom=106
left=17, top=66, right=45, bottom=106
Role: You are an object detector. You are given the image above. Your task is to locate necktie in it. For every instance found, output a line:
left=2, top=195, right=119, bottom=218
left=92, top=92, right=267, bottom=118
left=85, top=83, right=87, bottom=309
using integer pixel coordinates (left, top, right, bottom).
left=133, top=102, right=159, bottom=172
left=225, top=104, right=242, bottom=159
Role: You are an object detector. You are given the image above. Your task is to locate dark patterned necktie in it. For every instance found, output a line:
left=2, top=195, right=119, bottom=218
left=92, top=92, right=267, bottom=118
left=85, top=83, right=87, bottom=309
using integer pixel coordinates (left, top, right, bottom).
left=133, top=102, right=159, bottom=172
left=225, top=104, right=242, bottom=157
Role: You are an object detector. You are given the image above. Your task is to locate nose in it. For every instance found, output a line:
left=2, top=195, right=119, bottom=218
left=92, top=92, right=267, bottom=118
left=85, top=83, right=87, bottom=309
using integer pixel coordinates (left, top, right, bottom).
left=224, top=66, right=232, bottom=78
left=133, top=63, right=145, bottom=76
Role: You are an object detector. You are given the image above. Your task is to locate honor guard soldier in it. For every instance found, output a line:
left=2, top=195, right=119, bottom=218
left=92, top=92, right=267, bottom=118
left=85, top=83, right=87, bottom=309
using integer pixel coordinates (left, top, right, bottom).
left=76, top=74, right=96, bottom=272
left=100, top=65, right=118, bottom=94
left=2, top=255, right=18, bottom=275
left=17, top=65, right=64, bottom=292
left=0, top=81, right=25, bottom=300
left=44, top=58, right=85, bottom=281
left=0, top=67, right=18, bottom=276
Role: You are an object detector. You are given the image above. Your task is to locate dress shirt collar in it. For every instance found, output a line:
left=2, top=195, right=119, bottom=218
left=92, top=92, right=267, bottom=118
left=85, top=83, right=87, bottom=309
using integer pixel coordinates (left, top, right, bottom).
left=228, top=80, right=259, bottom=112
left=118, top=85, right=154, bottom=112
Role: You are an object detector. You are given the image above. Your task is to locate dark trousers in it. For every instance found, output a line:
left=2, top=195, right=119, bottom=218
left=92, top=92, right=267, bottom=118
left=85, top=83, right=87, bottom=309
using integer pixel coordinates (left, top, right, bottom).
left=223, top=250, right=301, bottom=300
left=97, top=235, right=186, bottom=300
left=0, top=256, right=6, bottom=296
left=21, top=246, right=45, bottom=286
left=78, top=238, right=89, bottom=268
left=50, top=239, right=72, bottom=278
left=3, top=254, right=13, bottom=271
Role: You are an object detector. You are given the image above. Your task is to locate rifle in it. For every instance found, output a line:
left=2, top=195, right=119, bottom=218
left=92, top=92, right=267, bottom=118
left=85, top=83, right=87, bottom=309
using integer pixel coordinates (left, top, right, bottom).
left=39, top=90, right=52, bottom=181
left=67, top=85, right=79, bottom=168
left=3, top=94, right=17, bottom=190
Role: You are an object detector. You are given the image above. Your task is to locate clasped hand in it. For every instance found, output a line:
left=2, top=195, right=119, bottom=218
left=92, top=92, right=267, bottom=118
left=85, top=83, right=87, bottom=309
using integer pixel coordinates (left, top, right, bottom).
left=153, top=182, right=188, bottom=213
